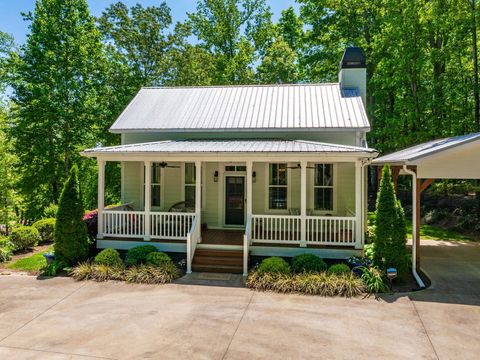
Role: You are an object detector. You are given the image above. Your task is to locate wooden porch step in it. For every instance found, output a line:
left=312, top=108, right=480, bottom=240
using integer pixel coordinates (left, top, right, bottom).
left=192, top=249, right=244, bottom=274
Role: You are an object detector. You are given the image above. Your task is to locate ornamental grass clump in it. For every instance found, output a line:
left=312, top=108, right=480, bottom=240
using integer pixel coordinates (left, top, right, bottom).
left=360, top=266, right=388, bottom=294
left=291, top=253, right=327, bottom=273
left=125, top=263, right=180, bottom=284
left=246, top=271, right=364, bottom=297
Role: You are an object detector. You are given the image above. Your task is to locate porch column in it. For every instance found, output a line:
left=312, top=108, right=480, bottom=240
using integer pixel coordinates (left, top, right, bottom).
left=144, top=160, right=151, bottom=241
left=246, top=160, right=253, bottom=217
left=97, top=159, right=105, bottom=239
left=355, top=160, right=363, bottom=249
left=300, top=161, right=307, bottom=247
left=195, top=160, right=202, bottom=237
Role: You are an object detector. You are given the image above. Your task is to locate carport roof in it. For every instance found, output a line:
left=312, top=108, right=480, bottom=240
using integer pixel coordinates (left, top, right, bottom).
left=372, top=132, right=480, bottom=165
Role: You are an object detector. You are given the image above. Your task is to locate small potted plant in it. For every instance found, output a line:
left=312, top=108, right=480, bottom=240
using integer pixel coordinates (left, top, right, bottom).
left=43, top=251, right=55, bottom=265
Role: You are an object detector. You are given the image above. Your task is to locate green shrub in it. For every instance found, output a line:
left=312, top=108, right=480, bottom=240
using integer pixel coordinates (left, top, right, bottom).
left=94, top=248, right=123, bottom=267
left=374, top=166, right=409, bottom=275
left=125, top=263, right=180, bottom=284
left=32, top=218, right=56, bottom=242
left=43, top=203, right=59, bottom=218
left=246, top=271, right=364, bottom=297
left=145, top=252, right=171, bottom=267
left=257, top=257, right=291, bottom=276
left=0, top=237, right=14, bottom=262
left=291, top=254, right=327, bottom=273
left=10, top=226, right=40, bottom=250
left=327, top=263, right=351, bottom=275
left=42, top=259, right=68, bottom=277
left=125, top=245, right=157, bottom=266
left=360, top=266, right=387, bottom=294
left=54, top=166, right=89, bottom=265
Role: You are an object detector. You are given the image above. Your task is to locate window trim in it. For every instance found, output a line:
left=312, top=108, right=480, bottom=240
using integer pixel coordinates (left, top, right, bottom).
left=311, top=163, right=337, bottom=214
left=265, top=163, right=289, bottom=211
left=183, top=162, right=196, bottom=205
left=143, top=162, right=164, bottom=210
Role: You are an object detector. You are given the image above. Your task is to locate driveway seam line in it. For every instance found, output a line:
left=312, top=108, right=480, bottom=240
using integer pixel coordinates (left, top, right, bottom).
left=411, top=299, right=440, bottom=360
left=0, top=344, right=115, bottom=359
left=221, top=291, right=254, bottom=360
left=0, top=281, right=87, bottom=344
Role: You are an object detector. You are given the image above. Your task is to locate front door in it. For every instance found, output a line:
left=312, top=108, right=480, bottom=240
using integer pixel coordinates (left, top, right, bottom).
left=225, top=176, right=245, bottom=226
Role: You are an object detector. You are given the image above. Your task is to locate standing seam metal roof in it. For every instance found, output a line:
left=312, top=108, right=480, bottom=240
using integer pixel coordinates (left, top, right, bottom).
left=372, top=133, right=480, bottom=164
left=82, top=140, right=376, bottom=155
left=109, top=84, right=370, bottom=132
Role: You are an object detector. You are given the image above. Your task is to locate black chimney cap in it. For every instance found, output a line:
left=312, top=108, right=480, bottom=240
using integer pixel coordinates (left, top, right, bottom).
left=340, top=47, right=366, bottom=69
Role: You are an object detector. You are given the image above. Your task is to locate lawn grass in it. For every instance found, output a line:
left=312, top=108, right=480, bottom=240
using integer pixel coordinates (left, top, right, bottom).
left=368, top=212, right=471, bottom=241
left=7, top=246, right=53, bottom=271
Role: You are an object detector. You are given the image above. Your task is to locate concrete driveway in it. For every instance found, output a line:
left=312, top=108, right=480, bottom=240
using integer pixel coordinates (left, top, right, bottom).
left=0, top=239, right=479, bottom=360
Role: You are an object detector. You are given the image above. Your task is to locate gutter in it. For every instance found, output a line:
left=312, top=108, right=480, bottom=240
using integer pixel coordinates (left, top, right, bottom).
left=402, top=165, right=426, bottom=289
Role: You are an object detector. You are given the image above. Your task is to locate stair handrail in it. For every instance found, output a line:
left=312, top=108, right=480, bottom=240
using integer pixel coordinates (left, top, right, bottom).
left=243, top=214, right=252, bottom=276
left=186, top=212, right=200, bottom=274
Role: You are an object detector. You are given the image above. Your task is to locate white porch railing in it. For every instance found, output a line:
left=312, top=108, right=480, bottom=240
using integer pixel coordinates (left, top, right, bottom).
left=243, top=215, right=252, bottom=276
left=103, top=210, right=145, bottom=238
left=306, top=216, right=356, bottom=245
left=186, top=213, right=201, bottom=274
left=102, top=210, right=195, bottom=240
left=150, top=212, right=195, bottom=240
left=252, top=215, right=301, bottom=243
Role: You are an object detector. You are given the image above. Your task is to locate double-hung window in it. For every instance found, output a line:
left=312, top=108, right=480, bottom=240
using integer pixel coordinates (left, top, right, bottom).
left=184, top=163, right=196, bottom=205
left=268, top=163, right=287, bottom=209
left=314, top=164, right=334, bottom=211
left=150, top=163, right=162, bottom=207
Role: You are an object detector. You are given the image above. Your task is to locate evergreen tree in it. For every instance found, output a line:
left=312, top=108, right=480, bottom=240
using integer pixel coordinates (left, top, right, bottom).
left=374, top=165, right=408, bottom=274
left=54, top=165, right=89, bottom=265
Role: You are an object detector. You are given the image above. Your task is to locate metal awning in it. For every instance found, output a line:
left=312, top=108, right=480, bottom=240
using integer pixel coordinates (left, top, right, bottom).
left=82, top=139, right=377, bottom=157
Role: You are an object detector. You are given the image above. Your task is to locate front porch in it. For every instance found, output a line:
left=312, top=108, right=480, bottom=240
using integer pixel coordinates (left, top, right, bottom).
left=83, top=139, right=373, bottom=275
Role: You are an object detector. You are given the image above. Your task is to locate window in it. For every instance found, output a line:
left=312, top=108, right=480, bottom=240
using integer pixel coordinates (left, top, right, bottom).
left=269, top=163, right=287, bottom=209
left=225, top=165, right=246, bottom=172
left=314, top=164, right=334, bottom=211
left=184, top=163, right=196, bottom=205
left=151, top=163, right=161, bottom=207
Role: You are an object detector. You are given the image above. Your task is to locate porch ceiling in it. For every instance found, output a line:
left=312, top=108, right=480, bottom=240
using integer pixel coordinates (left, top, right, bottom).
left=82, top=139, right=377, bottom=158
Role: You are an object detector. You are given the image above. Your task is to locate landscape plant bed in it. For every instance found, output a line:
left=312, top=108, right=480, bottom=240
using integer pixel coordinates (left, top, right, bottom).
left=1, top=245, right=54, bottom=274
left=246, top=270, right=365, bottom=297
left=71, top=262, right=181, bottom=284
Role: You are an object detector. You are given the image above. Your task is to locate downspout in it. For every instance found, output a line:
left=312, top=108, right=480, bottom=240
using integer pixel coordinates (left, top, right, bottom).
left=402, top=165, right=426, bottom=289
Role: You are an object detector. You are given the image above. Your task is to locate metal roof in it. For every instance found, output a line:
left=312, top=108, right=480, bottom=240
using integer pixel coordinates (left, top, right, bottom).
left=83, top=139, right=376, bottom=156
left=109, top=84, right=370, bottom=133
left=373, top=132, right=480, bottom=165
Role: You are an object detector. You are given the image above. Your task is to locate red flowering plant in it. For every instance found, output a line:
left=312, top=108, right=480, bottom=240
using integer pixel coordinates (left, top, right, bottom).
left=83, top=210, right=98, bottom=240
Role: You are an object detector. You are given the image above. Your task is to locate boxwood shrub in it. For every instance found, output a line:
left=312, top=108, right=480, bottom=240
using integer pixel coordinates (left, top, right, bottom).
left=145, top=252, right=171, bottom=267
left=291, top=254, right=327, bottom=273
left=10, top=226, right=41, bottom=250
left=125, top=245, right=157, bottom=266
left=327, top=263, right=351, bottom=275
left=32, top=218, right=56, bottom=242
left=94, top=248, right=123, bottom=267
left=257, top=257, right=291, bottom=276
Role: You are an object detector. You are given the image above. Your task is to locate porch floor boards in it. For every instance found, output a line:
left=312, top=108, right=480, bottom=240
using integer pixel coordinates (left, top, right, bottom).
left=201, top=229, right=243, bottom=246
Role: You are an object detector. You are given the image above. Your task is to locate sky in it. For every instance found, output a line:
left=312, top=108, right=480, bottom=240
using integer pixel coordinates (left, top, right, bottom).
left=0, top=0, right=300, bottom=45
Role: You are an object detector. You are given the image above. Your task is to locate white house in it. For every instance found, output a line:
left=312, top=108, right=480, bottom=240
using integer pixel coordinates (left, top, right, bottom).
left=82, top=47, right=378, bottom=275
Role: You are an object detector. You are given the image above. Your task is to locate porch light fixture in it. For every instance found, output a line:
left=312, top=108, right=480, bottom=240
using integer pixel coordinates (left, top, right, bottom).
left=252, top=171, right=256, bottom=183
left=214, top=171, right=219, bottom=182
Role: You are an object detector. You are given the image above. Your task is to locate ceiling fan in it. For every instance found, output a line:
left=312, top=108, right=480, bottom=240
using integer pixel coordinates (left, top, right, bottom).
left=158, top=161, right=180, bottom=169
left=287, top=163, right=315, bottom=170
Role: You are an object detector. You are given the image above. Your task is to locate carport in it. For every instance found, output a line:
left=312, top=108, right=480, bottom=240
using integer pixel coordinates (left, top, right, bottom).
left=372, top=132, right=480, bottom=287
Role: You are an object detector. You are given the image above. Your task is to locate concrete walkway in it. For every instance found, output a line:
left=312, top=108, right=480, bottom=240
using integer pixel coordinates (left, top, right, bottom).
left=0, top=239, right=478, bottom=359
